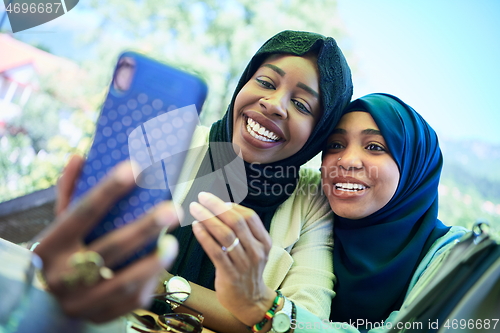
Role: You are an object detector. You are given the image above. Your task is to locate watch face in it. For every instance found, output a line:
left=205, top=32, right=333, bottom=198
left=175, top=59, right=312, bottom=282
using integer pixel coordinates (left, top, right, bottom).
left=273, top=312, right=291, bottom=332
left=167, top=276, right=191, bottom=301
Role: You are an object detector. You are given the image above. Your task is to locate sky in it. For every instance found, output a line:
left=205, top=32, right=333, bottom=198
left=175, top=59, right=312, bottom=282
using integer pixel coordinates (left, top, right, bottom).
left=2, top=0, right=500, bottom=145
left=337, top=0, right=500, bottom=145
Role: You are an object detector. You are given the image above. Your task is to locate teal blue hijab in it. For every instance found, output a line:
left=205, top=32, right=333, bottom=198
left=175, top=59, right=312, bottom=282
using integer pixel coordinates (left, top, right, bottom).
left=329, top=93, right=450, bottom=323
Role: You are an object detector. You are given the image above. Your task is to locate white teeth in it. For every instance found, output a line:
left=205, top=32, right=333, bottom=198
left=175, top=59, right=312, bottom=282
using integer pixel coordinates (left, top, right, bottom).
left=246, top=117, right=280, bottom=142
left=246, top=125, right=275, bottom=142
left=335, top=183, right=366, bottom=191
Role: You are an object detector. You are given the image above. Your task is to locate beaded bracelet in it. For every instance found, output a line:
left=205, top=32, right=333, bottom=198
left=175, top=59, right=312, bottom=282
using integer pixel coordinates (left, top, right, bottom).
left=248, top=290, right=284, bottom=333
left=291, top=299, right=297, bottom=323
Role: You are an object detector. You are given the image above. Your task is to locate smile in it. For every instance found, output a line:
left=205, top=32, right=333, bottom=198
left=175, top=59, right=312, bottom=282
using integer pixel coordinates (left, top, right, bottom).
left=335, top=183, right=367, bottom=192
left=246, top=117, right=281, bottom=142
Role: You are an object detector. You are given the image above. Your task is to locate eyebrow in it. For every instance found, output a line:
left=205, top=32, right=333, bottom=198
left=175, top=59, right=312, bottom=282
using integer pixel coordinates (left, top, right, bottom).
left=297, top=82, right=319, bottom=99
left=263, top=64, right=285, bottom=76
left=262, top=64, right=319, bottom=99
left=331, top=128, right=382, bottom=136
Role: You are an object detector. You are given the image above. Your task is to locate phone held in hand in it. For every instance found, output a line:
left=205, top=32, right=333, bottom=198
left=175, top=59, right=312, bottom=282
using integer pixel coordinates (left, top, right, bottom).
left=71, top=51, right=207, bottom=269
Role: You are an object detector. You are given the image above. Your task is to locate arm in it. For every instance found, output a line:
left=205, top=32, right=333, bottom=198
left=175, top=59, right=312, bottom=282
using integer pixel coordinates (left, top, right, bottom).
left=181, top=169, right=335, bottom=332
left=190, top=191, right=279, bottom=332
left=153, top=190, right=274, bottom=333
left=292, top=227, right=468, bottom=333
left=157, top=269, right=256, bottom=333
left=271, top=168, right=335, bottom=320
left=33, top=155, right=180, bottom=323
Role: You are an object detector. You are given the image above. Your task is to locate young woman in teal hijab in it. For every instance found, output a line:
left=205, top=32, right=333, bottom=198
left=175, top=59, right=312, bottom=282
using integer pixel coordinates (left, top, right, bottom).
left=324, top=93, right=464, bottom=325
left=193, top=93, right=467, bottom=332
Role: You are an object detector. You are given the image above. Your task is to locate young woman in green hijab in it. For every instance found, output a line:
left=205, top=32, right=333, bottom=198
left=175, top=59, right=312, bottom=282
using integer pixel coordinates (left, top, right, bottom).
left=153, top=30, right=353, bottom=332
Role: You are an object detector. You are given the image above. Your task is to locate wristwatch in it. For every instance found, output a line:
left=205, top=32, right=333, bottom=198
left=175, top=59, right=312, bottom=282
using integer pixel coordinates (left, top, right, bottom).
left=270, top=296, right=293, bottom=333
left=164, top=275, right=191, bottom=309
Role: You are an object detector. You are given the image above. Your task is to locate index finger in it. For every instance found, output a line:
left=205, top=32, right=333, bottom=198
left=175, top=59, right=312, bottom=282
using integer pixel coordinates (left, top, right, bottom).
left=42, top=161, right=137, bottom=246
left=55, top=154, right=84, bottom=216
left=197, top=192, right=271, bottom=250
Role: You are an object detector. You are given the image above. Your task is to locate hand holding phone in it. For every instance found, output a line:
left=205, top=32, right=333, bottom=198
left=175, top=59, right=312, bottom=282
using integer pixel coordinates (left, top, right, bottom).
left=71, top=52, right=207, bottom=269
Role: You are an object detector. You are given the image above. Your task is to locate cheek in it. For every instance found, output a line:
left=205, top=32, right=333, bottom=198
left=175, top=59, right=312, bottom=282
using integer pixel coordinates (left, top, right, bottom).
left=233, top=92, right=244, bottom=117
left=291, top=118, right=315, bottom=146
left=234, top=84, right=255, bottom=110
left=380, top=163, right=400, bottom=202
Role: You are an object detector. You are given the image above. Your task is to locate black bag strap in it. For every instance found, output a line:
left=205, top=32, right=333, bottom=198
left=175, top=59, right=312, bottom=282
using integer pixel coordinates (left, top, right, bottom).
left=390, top=222, right=500, bottom=332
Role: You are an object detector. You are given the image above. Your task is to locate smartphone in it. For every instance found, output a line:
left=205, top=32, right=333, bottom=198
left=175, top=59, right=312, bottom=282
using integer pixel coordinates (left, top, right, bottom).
left=71, top=51, right=207, bottom=268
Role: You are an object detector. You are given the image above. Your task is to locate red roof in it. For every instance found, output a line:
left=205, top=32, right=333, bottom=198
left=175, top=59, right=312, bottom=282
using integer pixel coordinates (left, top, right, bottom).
left=0, top=33, right=79, bottom=74
left=0, top=33, right=91, bottom=111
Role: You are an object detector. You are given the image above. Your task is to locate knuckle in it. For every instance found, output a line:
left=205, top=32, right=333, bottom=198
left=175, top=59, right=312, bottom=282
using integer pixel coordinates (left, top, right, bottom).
left=225, top=213, right=243, bottom=230
left=222, top=232, right=235, bottom=246
left=138, top=219, right=161, bottom=238
left=212, top=249, right=226, bottom=262
left=72, top=197, right=96, bottom=218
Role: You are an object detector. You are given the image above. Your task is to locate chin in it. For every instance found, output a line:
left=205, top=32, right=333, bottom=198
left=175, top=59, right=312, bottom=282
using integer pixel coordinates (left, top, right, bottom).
left=333, top=208, right=367, bottom=220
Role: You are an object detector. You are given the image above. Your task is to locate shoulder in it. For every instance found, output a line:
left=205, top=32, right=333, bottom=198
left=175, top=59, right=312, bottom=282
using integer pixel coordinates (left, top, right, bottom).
left=427, top=226, right=469, bottom=259
left=275, top=167, right=332, bottom=229
left=405, top=226, right=469, bottom=298
left=282, top=167, right=329, bottom=214
left=298, top=167, right=322, bottom=185
left=193, top=125, right=210, bottom=143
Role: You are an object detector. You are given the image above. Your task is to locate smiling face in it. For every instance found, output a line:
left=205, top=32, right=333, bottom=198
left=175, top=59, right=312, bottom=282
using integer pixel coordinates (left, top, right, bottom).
left=321, top=111, right=400, bottom=219
left=232, top=54, right=322, bottom=164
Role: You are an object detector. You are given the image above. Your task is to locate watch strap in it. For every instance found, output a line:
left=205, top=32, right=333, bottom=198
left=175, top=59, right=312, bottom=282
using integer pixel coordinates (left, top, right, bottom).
left=269, top=296, right=293, bottom=333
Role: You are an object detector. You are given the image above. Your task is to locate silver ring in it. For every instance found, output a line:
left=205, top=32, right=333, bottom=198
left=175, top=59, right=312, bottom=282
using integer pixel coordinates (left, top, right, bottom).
left=338, top=157, right=342, bottom=161
left=222, top=237, right=240, bottom=253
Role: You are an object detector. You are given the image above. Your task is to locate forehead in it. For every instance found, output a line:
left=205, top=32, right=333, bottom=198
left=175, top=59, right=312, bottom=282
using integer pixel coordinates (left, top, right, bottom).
left=336, top=111, right=378, bottom=130
left=259, top=53, right=319, bottom=75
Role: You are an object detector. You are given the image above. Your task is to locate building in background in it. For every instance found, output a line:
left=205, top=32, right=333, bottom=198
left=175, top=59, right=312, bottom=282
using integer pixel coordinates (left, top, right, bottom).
left=0, top=33, right=89, bottom=243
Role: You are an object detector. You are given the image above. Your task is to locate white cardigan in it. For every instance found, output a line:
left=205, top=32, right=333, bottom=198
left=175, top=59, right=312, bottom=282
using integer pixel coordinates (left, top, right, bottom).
left=172, top=126, right=335, bottom=320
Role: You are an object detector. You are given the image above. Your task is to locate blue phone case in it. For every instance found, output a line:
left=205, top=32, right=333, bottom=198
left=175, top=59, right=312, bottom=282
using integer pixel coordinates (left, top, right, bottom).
left=71, top=51, right=207, bottom=268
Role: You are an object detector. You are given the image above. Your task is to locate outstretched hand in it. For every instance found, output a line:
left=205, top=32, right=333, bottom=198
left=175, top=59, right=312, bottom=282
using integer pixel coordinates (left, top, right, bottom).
left=33, top=155, right=181, bottom=323
left=189, top=191, right=276, bottom=326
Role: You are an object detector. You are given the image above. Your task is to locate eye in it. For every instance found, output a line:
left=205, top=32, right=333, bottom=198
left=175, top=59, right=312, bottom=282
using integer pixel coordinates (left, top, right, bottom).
left=326, top=141, right=344, bottom=150
left=366, top=143, right=386, bottom=152
left=256, top=78, right=275, bottom=89
left=292, top=99, right=311, bottom=114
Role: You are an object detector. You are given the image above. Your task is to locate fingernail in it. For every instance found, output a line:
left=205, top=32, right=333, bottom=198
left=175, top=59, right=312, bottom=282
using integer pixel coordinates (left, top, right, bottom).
left=155, top=202, right=182, bottom=227
left=189, top=201, right=202, bottom=214
left=113, top=161, right=136, bottom=185
left=191, top=220, right=203, bottom=234
left=157, top=234, right=178, bottom=267
left=198, top=191, right=212, bottom=201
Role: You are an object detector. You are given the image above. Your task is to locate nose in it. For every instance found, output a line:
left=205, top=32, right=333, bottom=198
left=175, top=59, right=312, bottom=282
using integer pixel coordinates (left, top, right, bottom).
left=338, top=147, right=363, bottom=170
left=260, top=91, right=288, bottom=119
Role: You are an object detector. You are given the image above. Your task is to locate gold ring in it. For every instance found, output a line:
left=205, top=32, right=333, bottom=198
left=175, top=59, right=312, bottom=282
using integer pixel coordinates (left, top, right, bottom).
left=62, top=251, right=114, bottom=288
left=221, top=237, right=240, bottom=253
